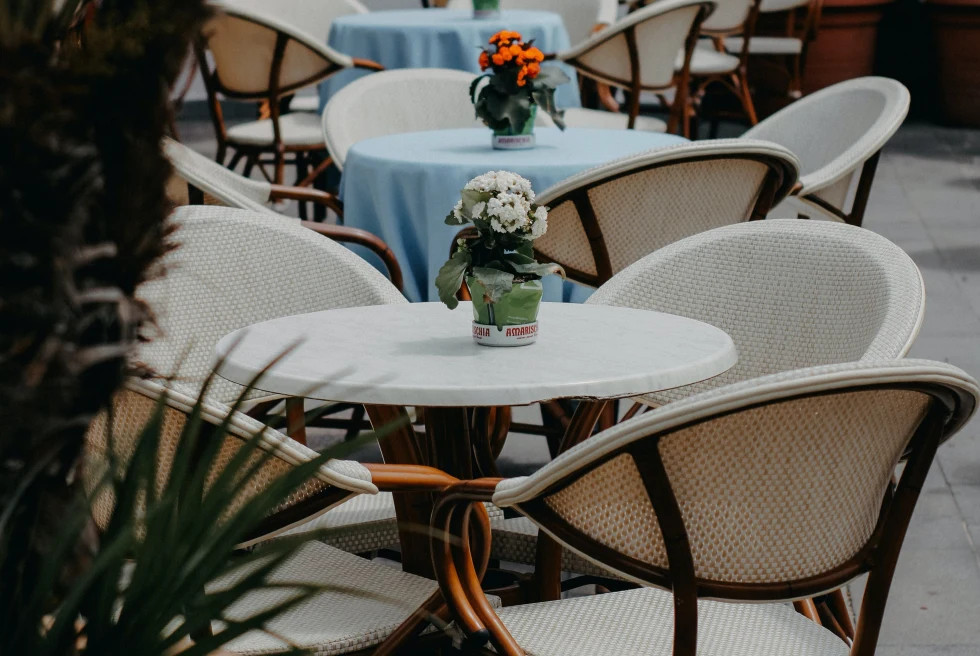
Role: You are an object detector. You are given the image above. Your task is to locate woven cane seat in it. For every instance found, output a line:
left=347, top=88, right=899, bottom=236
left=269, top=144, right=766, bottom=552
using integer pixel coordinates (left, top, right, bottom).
left=282, top=492, right=504, bottom=555
left=490, top=516, right=617, bottom=578
left=561, top=108, right=668, bottom=132
left=494, top=586, right=849, bottom=656
left=226, top=112, right=326, bottom=148
left=725, top=36, right=803, bottom=55
left=217, top=541, right=500, bottom=655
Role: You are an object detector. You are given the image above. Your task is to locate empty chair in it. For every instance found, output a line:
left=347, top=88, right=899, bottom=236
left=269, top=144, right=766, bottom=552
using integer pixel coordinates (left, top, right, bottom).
left=531, top=139, right=800, bottom=287
left=85, top=376, right=496, bottom=655
left=197, top=0, right=381, bottom=187
left=322, top=68, right=554, bottom=171
left=435, top=358, right=978, bottom=656
left=656, top=0, right=763, bottom=129
left=724, top=0, right=823, bottom=99
left=741, top=76, right=911, bottom=226
left=552, top=0, right=716, bottom=135
left=443, top=0, right=620, bottom=43
left=490, top=220, right=926, bottom=617
left=163, top=137, right=404, bottom=290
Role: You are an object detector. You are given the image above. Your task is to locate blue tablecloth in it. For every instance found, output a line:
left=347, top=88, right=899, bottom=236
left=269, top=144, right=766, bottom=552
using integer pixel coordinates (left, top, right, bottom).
left=340, top=127, right=688, bottom=303
left=319, top=9, right=581, bottom=111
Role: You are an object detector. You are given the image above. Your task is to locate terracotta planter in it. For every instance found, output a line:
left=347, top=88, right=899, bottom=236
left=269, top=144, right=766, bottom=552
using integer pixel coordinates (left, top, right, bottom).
left=929, top=0, right=980, bottom=126
left=803, top=0, right=894, bottom=94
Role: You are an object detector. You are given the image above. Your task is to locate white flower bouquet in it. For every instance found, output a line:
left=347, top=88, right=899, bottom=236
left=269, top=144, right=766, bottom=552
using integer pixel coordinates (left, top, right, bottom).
left=437, top=171, right=564, bottom=341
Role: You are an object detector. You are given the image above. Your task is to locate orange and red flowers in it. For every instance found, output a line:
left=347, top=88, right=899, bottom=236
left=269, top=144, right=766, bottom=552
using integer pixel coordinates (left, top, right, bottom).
left=482, top=30, right=545, bottom=83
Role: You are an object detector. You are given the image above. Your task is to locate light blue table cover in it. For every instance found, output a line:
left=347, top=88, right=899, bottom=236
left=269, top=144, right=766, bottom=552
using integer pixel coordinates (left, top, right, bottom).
left=340, top=127, right=688, bottom=303
left=319, top=9, right=581, bottom=112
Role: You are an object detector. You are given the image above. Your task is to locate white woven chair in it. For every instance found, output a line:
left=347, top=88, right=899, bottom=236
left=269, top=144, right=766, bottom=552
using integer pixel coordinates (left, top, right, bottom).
left=530, top=139, right=800, bottom=287
left=322, top=68, right=554, bottom=172
left=742, top=76, right=911, bottom=226
left=553, top=0, right=716, bottom=136
left=491, top=219, right=926, bottom=600
left=163, top=138, right=404, bottom=290
left=443, top=0, right=620, bottom=43
left=133, top=206, right=417, bottom=556
left=197, top=0, right=381, bottom=186
left=652, top=0, right=763, bottom=129
left=724, top=0, right=823, bottom=99
left=434, top=359, right=979, bottom=656
left=84, top=377, right=500, bottom=655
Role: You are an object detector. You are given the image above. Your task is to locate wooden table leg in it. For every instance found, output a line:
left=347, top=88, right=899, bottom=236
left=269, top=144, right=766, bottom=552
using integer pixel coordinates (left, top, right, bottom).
left=557, top=400, right=608, bottom=454
left=365, top=404, right=435, bottom=578
left=285, top=397, right=307, bottom=446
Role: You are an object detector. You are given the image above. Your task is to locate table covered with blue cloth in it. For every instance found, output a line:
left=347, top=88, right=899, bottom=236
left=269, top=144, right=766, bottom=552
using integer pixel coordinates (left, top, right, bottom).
left=339, top=127, right=688, bottom=303
left=319, top=9, right=582, bottom=112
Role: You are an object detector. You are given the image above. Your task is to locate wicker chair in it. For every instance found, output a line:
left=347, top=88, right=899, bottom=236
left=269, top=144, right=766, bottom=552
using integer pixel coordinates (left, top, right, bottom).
left=133, top=205, right=418, bottom=556
left=196, top=0, right=381, bottom=189
left=742, top=76, right=910, bottom=226
left=321, top=68, right=554, bottom=172
left=724, top=0, right=824, bottom=100
left=443, top=0, right=620, bottom=43
left=551, top=0, right=716, bottom=136
left=85, top=377, right=499, bottom=655
left=646, top=0, right=763, bottom=130
left=433, top=359, right=978, bottom=656
left=531, top=139, right=800, bottom=287
left=163, top=137, right=404, bottom=291
left=491, top=220, right=925, bottom=635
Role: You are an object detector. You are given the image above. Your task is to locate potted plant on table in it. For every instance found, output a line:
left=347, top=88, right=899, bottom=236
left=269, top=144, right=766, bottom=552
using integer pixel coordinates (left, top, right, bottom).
left=437, top=171, right=564, bottom=347
left=473, top=30, right=568, bottom=149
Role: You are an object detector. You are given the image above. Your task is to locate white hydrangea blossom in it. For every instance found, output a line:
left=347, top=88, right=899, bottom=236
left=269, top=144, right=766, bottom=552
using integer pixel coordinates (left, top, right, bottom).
left=461, top=171, right=548, bottom=239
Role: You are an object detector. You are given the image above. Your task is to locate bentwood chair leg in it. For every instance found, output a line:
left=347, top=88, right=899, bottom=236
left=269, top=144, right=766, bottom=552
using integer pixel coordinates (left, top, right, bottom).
left=242, top=155, right=256, bottom=179
left=226, top=150, right=244, bottom=173
left=825, top=588, right=856, bottom=640
left=738, top=70, right=759, bottom=125
left=793, top=598, right=822, bottom=624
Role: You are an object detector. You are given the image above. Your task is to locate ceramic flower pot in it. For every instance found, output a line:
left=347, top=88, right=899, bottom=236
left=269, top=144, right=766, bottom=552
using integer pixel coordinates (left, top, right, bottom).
left=473, top=0, right=501, bottom=19
left=492, top=105, right=536, bottom=150
left=468, top=277, right=542, bottom=347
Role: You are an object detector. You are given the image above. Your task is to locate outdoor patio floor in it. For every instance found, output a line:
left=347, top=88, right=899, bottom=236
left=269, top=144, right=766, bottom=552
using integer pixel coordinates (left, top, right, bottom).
left=181, top=118, right=980, bottom=652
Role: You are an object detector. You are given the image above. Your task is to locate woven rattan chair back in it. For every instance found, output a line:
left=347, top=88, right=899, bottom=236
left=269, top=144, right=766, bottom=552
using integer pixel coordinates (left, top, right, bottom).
left=323, top=68, right=485, bottom=171
left=587, top=219, right=924, bottom=405
left=532, top=139, right=799, bottom=287
left=164, top=137, right=273, bottom=210
left=202, top=1, right=356, bottom=101
left=137, top=206, right=405, bottom=405
left=560, top=0, right=713, bottom=92
left=446, top=0, right=619, bottom=43
left=742, top=76, right=910, bottom=225
left=84, top=378, right=376, bottom=543
left=485, top=360, right=978, bottom=654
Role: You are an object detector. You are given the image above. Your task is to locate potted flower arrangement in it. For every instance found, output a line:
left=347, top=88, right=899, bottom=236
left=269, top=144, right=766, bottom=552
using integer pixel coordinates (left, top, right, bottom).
left=473, top=30, right=568, bottom=149
left=437, top=171, right=564, bottom=347
left=473, top=0, right=501, bottom=18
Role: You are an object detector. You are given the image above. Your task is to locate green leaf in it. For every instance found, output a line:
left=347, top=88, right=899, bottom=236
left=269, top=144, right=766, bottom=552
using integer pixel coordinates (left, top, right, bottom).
left=471, top=266, right=515, bottom=304
left=534, top=65, right=571, bottom=88
left=461, top=188, right=491, bottom=218
left=436, top=248, right=472, bottom=310
left=513, top=261, right=566, bottom=279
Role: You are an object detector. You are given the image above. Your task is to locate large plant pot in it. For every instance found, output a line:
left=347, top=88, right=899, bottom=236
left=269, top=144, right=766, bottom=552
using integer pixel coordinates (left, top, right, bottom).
left=929, top=0, right=980, bottom=126
left=803, top=0, right=894, bottom=94
left=468, top=277, right=542, bottom=347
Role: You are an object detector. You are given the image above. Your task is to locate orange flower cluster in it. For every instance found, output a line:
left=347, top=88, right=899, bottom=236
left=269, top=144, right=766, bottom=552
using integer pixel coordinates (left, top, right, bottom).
left=480, top=30, right=546, bottom=86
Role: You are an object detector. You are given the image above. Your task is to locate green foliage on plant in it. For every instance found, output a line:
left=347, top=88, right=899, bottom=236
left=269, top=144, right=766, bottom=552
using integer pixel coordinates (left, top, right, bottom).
left=471, top=31, right=569, bottom=133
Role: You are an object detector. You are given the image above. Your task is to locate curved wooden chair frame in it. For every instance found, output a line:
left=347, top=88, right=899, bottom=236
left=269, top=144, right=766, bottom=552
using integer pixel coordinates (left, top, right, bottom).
left=432, top=376, right=977, bottom=656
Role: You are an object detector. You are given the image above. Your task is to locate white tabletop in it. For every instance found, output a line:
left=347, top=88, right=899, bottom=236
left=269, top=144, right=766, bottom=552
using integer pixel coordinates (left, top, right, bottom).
left=214, top=303, right=737, bottom=408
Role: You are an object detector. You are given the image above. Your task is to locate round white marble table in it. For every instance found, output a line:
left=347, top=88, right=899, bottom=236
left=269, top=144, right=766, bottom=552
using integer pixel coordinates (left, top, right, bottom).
left=214, top=302, right=736, bottom=575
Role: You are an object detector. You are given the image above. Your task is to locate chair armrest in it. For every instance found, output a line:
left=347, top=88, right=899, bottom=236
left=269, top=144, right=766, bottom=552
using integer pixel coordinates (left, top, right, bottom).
left=353, top=58, right=384, bottom=71
left=363, top=462, right=461, bottom=492
left=300, top=221, right=405, bottom=292
left=269, top=184, right=344, bottom=215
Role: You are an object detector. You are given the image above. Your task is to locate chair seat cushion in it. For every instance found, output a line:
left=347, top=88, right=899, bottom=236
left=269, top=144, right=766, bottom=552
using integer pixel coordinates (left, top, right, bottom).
left=216, top=541, right=500, bottom=655
left=562, top=108, right=668, bottom=133
left=726, top=36, right=804, bottom=55
left=675, top=45, right=740, bottom=75
left=226, top=112, right=325, bottom=148
left=490, top=516, right=622, bottom=579
left=288, top=95, right=321, bottom=113
left=496, top=587, right=850, bottom=656
left=283, top=492, right=504, bottom=555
